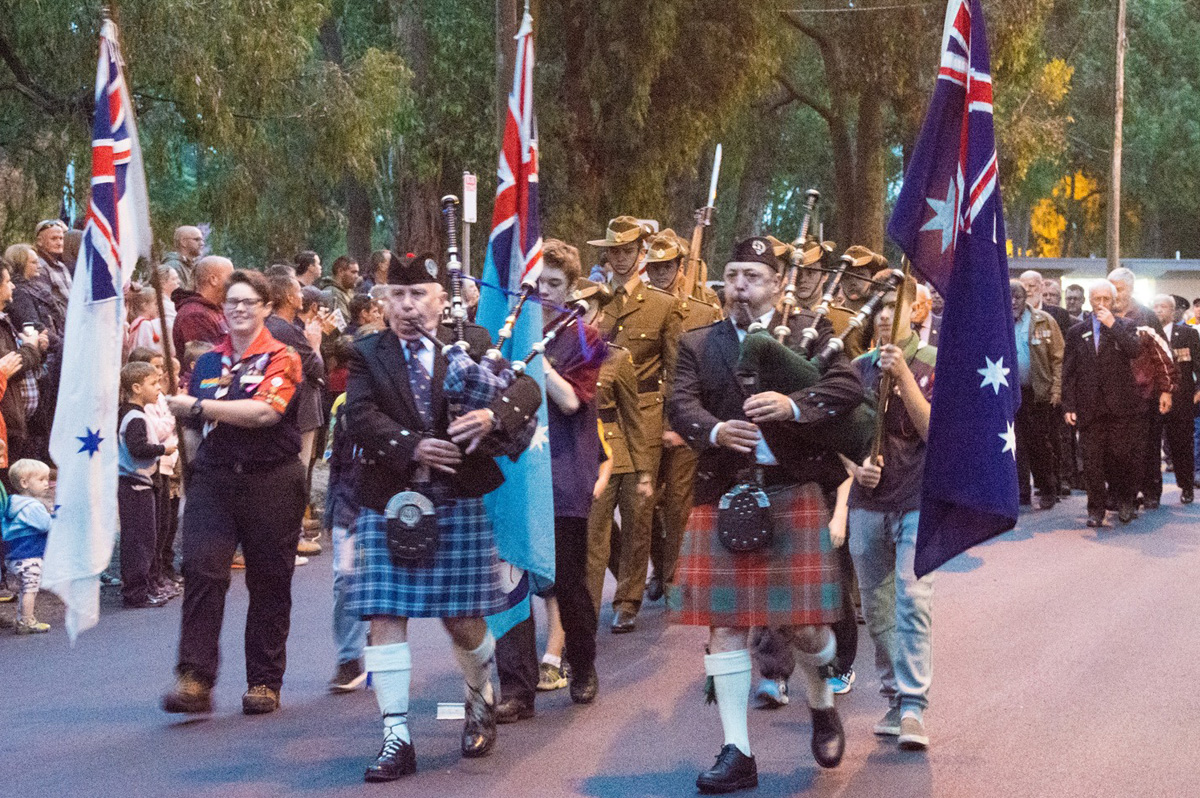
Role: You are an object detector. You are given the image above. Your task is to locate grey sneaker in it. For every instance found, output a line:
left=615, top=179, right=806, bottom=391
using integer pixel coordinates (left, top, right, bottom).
left=873, top=706, right=902, bottom=736
left=898, top=714, right=929, bottom=750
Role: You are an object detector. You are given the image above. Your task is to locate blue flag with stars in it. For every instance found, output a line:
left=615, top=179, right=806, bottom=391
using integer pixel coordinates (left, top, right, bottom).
left=887, top=0, right=1019, bottom=577
left=42, top=20, right=152, bottom=640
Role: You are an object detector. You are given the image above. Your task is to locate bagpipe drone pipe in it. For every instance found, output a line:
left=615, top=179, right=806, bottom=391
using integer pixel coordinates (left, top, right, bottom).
left=735, top=268, right=906, bottom=465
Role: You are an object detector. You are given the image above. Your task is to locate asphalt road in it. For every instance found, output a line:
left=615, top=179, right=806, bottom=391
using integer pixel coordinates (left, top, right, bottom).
left=3, top=483, right=1199, bottom=798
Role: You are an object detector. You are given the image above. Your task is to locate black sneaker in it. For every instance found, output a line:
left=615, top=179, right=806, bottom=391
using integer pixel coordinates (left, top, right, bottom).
left=696, top=744, right=757, bottom=794
left=329, top=659, right=367, bottom=692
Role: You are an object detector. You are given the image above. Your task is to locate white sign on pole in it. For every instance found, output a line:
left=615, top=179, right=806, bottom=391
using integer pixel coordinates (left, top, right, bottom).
left=463, top=171, right=478, bottom=224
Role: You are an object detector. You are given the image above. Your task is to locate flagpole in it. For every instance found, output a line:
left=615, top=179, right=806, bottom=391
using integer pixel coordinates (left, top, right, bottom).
left=869, top=256, right=912, bottom=465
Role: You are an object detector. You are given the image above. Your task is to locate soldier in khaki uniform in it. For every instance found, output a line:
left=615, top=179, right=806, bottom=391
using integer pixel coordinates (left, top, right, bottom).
left=833, top=245, right=888, bottom=360
left=587, top=342, right=654, bottom=615
left=586, top=216, right=684, bottom=632
left=641, top=230, right=722, bottom=602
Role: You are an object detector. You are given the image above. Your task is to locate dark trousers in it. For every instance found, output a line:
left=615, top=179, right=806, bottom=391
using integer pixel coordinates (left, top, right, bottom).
left=1058, top=418, right=1082, bottom=489
left=152, top=473, right=179, bottom=582
left=1134, top=411, right=1165, bottom=501
left=1080, top=417, right=1136, bottom=515
left=1164, top=410, right=1195, bottom=492
left=1015, top=388, right=1058, bottom=500
left=119, top=477, right=158, bottom=605
left=497, top=516, right=597, bottom=705
left=177, top=459, right=306, bottom=690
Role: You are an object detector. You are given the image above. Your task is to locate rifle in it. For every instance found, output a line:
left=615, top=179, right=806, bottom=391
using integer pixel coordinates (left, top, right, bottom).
left=682, top=144, right=722, bottom=301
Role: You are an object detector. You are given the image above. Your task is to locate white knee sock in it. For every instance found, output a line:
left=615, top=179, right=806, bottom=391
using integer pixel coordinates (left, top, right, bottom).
left=705, top=649, right=753, bottom=757
left=364, top=642, right=412, bottom=743
left=794, top=627, right=837, bottom=710
left=452, top=632, right=496, bottom=705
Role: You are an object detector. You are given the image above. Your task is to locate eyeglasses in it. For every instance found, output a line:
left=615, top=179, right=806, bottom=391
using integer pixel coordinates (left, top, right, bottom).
left=35, top=219, right=65, bottom=235
left=223, top=298, right=264, bottom=310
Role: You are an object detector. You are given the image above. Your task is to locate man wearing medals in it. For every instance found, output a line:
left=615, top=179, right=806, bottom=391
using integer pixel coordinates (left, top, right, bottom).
left=668, top=237, right=864, bottom=793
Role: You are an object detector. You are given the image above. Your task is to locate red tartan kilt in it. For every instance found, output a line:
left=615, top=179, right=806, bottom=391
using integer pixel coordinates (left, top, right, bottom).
left=669, top=481, right=841, bottom=628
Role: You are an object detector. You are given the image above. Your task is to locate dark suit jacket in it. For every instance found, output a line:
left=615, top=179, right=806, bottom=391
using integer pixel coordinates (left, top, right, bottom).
left=346, top=322, right=537, bottom=511
left=668, top=309, right=864, bottom=505
left=1167, top=323, right=1200, bottom=419
left=1042, top=304, right=1072, bottom=337
left=1061, top=316, right=1143, bottom=427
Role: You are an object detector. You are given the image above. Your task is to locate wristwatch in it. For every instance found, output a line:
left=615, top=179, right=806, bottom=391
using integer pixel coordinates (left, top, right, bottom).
left=190, top=399, right=205, bottom=420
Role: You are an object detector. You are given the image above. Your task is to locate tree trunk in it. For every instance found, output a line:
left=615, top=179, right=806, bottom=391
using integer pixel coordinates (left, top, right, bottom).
left=345, top=176, right=373, bottom=264
left=733, top=114, right=781, bottom=237
left=391, top=0, right=440, bottom=254
left=854, top=89, right=886, bottom=252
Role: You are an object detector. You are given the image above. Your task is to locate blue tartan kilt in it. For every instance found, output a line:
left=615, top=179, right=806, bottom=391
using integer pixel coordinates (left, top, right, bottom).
left=346, top=499, right=509, bottom=619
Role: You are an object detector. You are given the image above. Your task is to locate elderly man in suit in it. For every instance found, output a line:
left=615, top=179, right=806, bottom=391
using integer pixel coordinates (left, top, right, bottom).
left=668, top=236, right=864, bottom=793
left=1153, top=294, right=1200, bottom=503
left=344, top=255, right=538, bottom=783
left=1062, top=280, right=1144, bottom=527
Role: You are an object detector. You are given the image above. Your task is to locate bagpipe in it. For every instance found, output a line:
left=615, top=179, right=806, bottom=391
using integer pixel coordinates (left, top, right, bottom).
left=425, top=196, right=541, bottom=458
left=775, top=189, right=821, bottom=342
left=736, top=265, right=906, bottom=464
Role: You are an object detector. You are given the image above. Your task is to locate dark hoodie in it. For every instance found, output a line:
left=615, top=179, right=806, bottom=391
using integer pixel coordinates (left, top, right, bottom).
left=171, top=288, right=228, bottom=358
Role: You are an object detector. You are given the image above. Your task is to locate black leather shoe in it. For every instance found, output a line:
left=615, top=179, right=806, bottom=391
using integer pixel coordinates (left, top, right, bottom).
left=696, top=743, right=757, bottom=794
left=494, top=697, right=535, bottom=724
left=1118, top=503, right=1136, bottom=524
left=810, top=706, right=845, bottom=769
left=1182, top=489, right=1194, bottom=505
left=364, top=735, right=416, bottom=782
left=645, top=576, right=664, bottom=602
left=461, top=694, right=497, bottom=758
left=610, top=609, right=637, bottom=634
left=1086, top=512, right=1104, bottom=528
left=569, top=666, right=598, bottom=704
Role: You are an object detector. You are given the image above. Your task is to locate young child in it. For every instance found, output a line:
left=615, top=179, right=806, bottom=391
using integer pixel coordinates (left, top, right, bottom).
left=128, top=347, right=183, bottom=594
left=118, top=361, right=175, bottom=608
left=2, top=458, right=53, bottom=634
left=125, top=285, right=163, bottom=359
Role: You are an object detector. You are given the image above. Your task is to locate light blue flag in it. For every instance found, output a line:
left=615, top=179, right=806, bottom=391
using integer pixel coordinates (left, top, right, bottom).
left=479, top=10, right=554, bottom=638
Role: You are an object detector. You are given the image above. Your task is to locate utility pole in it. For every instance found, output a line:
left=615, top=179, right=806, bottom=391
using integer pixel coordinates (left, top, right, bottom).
left=1108, top=0, right=1127, bottom=274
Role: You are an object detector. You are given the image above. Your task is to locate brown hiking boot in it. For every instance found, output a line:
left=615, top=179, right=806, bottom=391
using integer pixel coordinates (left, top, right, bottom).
left=162, top=673, right=213, bottom=714
left=242, top=684, right=281, bottom=715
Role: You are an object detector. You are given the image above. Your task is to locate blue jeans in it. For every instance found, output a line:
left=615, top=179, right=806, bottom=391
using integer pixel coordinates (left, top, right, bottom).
left=848, top=508, right=934, bottom=714
left=332, top=524, right=368, bottom=665
left=1193, top=417, right=1200, bottom=479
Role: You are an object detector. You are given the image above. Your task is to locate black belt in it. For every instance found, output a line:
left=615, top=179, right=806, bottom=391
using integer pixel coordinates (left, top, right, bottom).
left=599, top=408, right=618, bottom=424
left=735, top=465, right=793, bottom=487
left=637, top=377, right=662, bottom=394
left=197, top=457, right=295, bottom=475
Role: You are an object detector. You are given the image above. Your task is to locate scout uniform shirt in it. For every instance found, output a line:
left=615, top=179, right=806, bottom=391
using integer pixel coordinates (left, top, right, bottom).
left=187, top=326, right=303, bottom=470
left=595, top=273, right=684, bottom=453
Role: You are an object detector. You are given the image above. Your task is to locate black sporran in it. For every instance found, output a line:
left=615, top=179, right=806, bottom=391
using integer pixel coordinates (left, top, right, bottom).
left=384, top=490, right=440, bottom=563
left=716, top=482, right=774, bottom=553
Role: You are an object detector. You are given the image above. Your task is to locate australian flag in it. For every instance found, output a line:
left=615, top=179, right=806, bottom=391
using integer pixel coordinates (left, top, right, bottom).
left=41, top=20, right=152, bottom=640
left=887, top=0, right=1019, bottom=577
left=476, top=10, right=554, bottom=637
